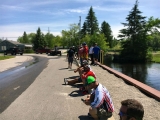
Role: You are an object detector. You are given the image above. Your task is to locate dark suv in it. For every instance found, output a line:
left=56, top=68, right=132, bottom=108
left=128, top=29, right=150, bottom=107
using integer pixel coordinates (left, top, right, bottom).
left=4, top=47, right=24, bottom=55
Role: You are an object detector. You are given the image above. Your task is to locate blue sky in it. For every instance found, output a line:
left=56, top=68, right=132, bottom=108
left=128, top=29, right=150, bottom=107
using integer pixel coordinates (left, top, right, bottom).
left=0, top=0, right=159, bottom=41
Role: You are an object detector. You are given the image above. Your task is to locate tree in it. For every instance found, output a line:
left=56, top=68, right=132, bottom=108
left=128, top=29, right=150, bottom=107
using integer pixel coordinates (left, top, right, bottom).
left=17, top=32, right=35, bottom=44
left=23, top=31, right=29, bottom=43
left=81, top=22, right=87, bottom=38
left=61, top=24, right=80, bottom=47
left=81, top=33, right=109, bottom=52
left=118, top=0, right=148, bottom=62
left=28, top=33, right=36, bottom=44
left=101, top=21, right=113, bottom=48
left=85, top=6, right=99, bottom=35
left=45, top=33, right=55, bottom=48
left=33, top=27, right=46, bottom=50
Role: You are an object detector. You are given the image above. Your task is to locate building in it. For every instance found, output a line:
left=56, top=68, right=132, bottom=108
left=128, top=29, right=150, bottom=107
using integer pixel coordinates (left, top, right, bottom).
left=0, top=40, right=25, bottom=52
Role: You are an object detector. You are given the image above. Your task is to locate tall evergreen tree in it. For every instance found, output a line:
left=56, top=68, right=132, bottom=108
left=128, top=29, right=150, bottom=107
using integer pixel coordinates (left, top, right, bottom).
left=118, top=0, right=147, bottom=62
left=85, top=6, right=99, bottom=35
left=33, top=27, right=46, bottom=50
left=81, top=22, right=87, bottom=38
left=101, top=21, right=113, bottom=48
left=23, top=31, right=29, bottom=43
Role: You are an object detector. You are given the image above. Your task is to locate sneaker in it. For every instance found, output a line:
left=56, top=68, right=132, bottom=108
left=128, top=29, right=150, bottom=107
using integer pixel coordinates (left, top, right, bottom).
left=64, top=78, right=68, bottom=85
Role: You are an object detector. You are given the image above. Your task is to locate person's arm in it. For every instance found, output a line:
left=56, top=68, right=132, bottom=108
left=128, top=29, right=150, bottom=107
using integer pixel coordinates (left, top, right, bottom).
left=83, top=94, right=91, bottom=105
left=90, top=91, right=104, bottom=108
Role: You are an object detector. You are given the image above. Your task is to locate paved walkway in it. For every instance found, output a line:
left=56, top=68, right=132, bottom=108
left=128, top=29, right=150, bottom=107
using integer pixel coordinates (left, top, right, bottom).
left=0, top=53, right=160, bottom=120
left=0, top=54, right=114, bottom=120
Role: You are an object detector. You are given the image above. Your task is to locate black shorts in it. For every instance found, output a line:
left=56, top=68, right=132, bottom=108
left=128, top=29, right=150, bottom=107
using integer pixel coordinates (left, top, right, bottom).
left=68, top=57, right=73, bottom=63
left=93, top=54, right=99, bottom=59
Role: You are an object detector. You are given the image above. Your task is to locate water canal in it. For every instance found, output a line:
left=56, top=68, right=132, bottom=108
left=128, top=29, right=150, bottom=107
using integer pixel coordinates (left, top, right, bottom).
left=104, top=56, right=160, bottom=91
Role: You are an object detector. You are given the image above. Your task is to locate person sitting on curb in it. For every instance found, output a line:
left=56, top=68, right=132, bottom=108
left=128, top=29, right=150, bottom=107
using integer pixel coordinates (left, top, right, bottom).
left=64, top=65, right=96, bottom=86
left=119, top=99, right=144, bottom=120
left=82, top=76, right=114, bottom=120
left=73, top=60, right=90, bottom=75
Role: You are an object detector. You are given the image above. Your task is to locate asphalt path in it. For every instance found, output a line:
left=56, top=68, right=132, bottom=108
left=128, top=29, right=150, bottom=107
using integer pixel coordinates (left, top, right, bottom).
left=0, top=54, right=101, bottom=120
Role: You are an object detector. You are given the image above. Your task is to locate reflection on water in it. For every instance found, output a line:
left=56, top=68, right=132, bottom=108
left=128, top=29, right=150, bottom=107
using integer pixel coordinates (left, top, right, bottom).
left=104, top=56, right=160, bottom=91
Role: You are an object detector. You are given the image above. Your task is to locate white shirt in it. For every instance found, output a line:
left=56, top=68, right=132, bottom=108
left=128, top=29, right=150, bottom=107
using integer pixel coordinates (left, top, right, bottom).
left=89, top=46, right=93, bottom=54
left=91, top=83, right=114, bottom=112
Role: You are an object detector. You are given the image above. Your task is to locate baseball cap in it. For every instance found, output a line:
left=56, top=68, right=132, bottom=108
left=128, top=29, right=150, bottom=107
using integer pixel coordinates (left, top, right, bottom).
left=82, top=42, right=86, bottom=45
left=85, top=76, right=95, bottom=86
left=82, top=60, right=88, bottom=65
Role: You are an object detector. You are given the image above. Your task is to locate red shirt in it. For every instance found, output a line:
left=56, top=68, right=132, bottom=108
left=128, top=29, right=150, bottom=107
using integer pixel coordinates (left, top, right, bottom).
left=82, top=45, right=89, bottom=59
left=81, top=70, right=96, bottom=80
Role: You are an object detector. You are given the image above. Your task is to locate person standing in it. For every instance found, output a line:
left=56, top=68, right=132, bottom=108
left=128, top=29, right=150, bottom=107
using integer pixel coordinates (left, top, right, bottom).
left=78, top=45, right=84, bottom=66
left=119, top=99, right=144, bottom=120
left=67, top=47, right=74, bottom=69
left=82, top=42, right=89, bottom=61
left=89, top=45, right=94, bottom=65
left=93, top=43, right=100, bottom=65
left=82, top=76, right=114, bottom=120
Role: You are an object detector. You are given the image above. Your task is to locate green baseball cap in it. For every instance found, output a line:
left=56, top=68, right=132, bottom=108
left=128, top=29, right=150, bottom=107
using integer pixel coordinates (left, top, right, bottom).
left=85, top=76, right=95, bottom=86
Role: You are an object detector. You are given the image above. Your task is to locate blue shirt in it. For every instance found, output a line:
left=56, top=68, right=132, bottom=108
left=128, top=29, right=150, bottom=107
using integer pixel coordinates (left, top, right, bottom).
left=93, top=46, right=100, bottom=54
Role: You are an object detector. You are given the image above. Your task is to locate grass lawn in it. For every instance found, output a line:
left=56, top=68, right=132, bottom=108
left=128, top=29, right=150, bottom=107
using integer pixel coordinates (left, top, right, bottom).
left=152, top=54, right=160, bottom=63
left=0, top=55, right=15, bottom=60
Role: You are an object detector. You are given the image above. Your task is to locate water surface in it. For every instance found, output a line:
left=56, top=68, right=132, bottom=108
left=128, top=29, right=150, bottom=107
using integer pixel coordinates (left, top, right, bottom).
left=104, top=57, right=160, bottom=91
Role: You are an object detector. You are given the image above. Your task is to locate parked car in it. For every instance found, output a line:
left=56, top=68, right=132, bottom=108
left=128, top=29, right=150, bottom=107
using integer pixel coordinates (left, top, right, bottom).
left=4, top=47, right=23, bottom=55
left=35, top=48, right=51, bottom=54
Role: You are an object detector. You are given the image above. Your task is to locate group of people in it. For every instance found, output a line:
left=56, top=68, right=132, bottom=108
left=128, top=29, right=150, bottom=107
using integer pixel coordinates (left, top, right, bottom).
left=66, top=42, right=101, bottom=69
left=65, top=42, right=144, bottom=120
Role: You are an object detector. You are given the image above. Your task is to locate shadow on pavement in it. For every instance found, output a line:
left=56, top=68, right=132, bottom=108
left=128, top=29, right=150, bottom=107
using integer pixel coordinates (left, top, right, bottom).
left=59, top=68, right=68, bottom=70
left=69, top=90, right=84, bottom=97
left=78, top=115, right=94, bottom=120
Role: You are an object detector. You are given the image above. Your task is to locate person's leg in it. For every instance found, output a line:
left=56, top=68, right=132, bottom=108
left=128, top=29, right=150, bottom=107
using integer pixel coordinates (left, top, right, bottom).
left=68, top=58, right=70, bottom=68
left=89, top=107, right=99, bottom=120
left=70, top=58, right=73, bottom=69
left=93, top=54, right=96, bottom=65
left=91, top=54, right=94, bottom=64
left=67, top=77, right=80, bottom=85
left=94, top=54, right=99, bottom=65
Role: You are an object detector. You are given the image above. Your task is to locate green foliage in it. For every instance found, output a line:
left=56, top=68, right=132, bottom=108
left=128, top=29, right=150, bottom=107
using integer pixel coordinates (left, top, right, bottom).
left=81, top=33, right=109, bottom=52
left=100, top=21, right=113, bottom=48
left=33, top=27, right=46, bottom=50
left=118, top=0, right=148, bottom=62
left=17, top=33, right=35, bottom=44
left=45, top=33, right=53, bottom=48
left=85, top=6, right=99, bottom=35
left=152, top=54, right=160, bottom=63
left=81, top=22, right=87, bottom=38
left=61, top=24, right=80, bottom=47
left=23, top=31, right=29, bottom=43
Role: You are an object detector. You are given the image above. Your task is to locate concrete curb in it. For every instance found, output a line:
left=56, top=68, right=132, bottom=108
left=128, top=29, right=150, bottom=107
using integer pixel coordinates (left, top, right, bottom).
left=97, top=62, right=160, bottom=101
